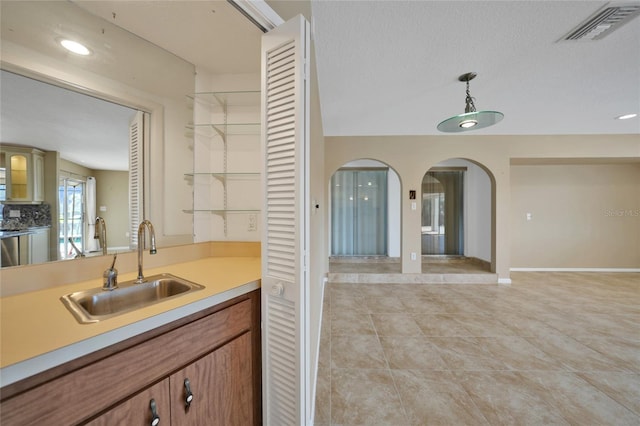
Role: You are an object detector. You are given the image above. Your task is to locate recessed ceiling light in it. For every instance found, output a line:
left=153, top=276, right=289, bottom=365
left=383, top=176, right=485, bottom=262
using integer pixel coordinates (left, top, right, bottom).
left=60, top=39, right=91, bottom=56
left=616, top=113, right=637, bottom=120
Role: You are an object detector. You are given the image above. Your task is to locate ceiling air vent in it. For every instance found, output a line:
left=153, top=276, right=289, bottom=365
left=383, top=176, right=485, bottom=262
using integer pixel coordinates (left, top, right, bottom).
left=562, top=3, right=640, bottom=41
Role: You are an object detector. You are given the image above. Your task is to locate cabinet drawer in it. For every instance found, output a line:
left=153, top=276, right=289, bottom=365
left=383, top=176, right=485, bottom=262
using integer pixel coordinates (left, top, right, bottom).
left=0, top=298, right=252, bottom=425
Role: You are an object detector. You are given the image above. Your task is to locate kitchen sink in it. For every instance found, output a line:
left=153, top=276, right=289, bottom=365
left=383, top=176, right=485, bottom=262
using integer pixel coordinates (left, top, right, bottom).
left=61, top=274, right=205, bottom=324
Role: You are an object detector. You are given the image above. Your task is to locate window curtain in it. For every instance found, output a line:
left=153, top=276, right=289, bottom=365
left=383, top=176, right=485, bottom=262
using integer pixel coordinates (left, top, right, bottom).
left=331, top=169, right=387, bottom=256
left=422, top=171, right=464, bottom=255
left=85, top=176, right=99, bottom=252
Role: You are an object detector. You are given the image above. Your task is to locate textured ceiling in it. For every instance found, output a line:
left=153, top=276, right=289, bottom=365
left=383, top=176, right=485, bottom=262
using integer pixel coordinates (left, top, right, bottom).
left=2, top=0, right=638, bottom=164
left=310, top=0, right=640, bottom=136
left=88, top=0, right=638, bottom=136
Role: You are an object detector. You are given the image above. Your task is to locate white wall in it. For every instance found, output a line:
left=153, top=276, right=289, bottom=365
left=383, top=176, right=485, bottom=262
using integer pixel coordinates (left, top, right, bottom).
left=387, top=169, right=401, bottom=257
left=192, top=70, right=261, bottom=243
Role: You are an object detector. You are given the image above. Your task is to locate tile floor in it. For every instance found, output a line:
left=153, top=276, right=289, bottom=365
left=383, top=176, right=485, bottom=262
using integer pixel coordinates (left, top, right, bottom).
left=314, top=272, right=640, bottom=425
left=329, top=256, right=492, bottom=274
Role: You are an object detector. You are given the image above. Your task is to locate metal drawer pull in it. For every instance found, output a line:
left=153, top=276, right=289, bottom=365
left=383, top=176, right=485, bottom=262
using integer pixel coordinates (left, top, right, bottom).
left=149, top=399, right=160, bottom=426
left=184, top=378, right=194, bottom=407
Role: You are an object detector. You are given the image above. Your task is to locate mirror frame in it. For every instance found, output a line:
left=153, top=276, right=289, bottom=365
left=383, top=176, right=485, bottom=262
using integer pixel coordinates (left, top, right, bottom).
left=0, top=59, right=161, bottom=265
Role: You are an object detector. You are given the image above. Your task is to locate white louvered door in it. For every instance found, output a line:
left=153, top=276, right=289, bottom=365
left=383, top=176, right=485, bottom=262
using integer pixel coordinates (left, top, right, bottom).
left=129, top=110, right=144, bottom=249
left=261, top=15, right=310, bottom=426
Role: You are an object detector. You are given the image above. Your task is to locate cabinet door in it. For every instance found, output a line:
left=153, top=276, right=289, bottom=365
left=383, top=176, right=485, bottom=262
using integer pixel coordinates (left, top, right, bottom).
left=170, top=332, right=253, bottom=426
left=31, top=152, right=45, bottom=202
left=6, top=152, right=30, bottom=201
left=85, top=379, right=170, bottom=426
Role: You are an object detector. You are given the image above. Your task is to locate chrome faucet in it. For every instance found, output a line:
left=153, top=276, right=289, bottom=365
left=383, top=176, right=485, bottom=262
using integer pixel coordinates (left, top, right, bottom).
left=68, top=237, right=85, bottom=258
left=135, top=220, right=157, bottom=284
left=94, top=216, right=108, bottom=256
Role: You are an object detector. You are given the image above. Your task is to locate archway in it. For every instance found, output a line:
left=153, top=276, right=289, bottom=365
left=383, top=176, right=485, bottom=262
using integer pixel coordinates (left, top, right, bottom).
left=421, top=158, right=495, bottom=272
left=329, top=159, right=401, bottom=260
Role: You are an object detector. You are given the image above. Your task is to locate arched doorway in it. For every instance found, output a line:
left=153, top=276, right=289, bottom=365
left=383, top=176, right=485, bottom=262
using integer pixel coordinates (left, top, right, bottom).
left=421, top=158, right=494, bottom=272
left=421, top=170, right=464, bottom=255
left=330, top=159, right=401, bottom=258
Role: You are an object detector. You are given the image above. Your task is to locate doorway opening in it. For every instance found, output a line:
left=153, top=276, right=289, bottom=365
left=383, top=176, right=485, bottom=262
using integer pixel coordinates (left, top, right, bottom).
left=421, top=169, right=464, bottom=255
left=329, top=159, right=402, bottom=273
left=420, top=159, right=494, bottom=273
left=59, top=177, right=85, bottom=259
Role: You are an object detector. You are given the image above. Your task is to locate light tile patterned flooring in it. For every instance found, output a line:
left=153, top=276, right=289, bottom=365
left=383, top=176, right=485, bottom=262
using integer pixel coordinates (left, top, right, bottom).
left=314, top=272, right=640, bottom=425
left=329, top=256, right=492, bottom=274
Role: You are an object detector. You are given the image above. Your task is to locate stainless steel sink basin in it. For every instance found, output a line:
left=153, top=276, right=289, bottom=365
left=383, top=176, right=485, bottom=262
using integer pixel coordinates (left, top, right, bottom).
left=61, top=273, right=205, bottom=324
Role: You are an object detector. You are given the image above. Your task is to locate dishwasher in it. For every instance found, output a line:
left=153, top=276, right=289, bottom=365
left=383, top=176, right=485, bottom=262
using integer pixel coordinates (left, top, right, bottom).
left=1, top=236, right=19, bottom=267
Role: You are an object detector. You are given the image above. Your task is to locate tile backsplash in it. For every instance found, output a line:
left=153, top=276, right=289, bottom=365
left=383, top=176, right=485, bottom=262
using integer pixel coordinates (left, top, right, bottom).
left=0, top=203, right=51, bottom=229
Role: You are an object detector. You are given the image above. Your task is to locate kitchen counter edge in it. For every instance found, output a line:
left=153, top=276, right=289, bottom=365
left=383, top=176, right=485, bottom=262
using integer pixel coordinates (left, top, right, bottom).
left=0, top=257, right=261, bottom=388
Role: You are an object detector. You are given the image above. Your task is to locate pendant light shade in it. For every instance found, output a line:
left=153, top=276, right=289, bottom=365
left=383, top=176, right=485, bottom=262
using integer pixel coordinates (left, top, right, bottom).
left=437, top=72, right=503, bottom=133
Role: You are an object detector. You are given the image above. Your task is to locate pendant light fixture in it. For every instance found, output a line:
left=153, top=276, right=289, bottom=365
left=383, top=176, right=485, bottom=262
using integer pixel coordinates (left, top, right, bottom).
left=437, top=72, right=503, bottom=133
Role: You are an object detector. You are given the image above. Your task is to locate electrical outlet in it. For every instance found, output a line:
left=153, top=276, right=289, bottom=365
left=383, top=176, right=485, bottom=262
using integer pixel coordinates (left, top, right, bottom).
left=248, top=214, right=257, bottom=231
left=411, top=252, right=417, bottom=261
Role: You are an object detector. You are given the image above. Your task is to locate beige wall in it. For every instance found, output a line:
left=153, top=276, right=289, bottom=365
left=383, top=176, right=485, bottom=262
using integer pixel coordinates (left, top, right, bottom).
left=325, top=134, right=640, bottom=279
left=511, top=162, right=640, bottom=268
left=59, top=159, right=92, bottom=178
left=93, top=170, right=129, bottom=248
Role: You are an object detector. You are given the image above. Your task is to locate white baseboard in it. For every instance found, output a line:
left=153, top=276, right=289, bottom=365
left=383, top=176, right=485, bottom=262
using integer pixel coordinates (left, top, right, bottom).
left=510, top=268, right=640, bottom=273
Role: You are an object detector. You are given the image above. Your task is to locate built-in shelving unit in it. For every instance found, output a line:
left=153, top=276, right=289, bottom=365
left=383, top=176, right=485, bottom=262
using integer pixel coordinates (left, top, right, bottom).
left=185, top=91, right=261, bottom=239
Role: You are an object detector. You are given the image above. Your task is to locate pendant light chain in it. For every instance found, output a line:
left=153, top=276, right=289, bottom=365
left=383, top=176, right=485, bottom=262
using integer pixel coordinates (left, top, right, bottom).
left=437, top=71, right=504, bottom=132
left=464, top=80, right=477, bottom=113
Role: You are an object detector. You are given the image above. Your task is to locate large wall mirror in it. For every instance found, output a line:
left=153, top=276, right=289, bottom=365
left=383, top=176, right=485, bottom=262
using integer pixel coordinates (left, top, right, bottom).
left=1, top=1, right=196, bottom=268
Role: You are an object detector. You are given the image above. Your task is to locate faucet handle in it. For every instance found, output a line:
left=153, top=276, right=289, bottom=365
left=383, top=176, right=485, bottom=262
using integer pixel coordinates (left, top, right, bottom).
left=103, top=254, right=118, bottom=291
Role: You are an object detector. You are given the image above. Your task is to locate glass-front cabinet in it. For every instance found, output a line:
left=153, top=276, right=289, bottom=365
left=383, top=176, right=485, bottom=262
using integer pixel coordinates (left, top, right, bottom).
left=0, top=146, right=45, bottom=203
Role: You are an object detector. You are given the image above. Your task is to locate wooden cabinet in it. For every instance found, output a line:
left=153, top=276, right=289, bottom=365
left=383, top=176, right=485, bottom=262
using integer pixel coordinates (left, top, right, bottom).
left=0, top=290, right=261, bottom=425
left=85, top=379, right=171, bottom=426
left=170, top=333, right=253, bottom=425
left=0, top=146, right=45, bottom=203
